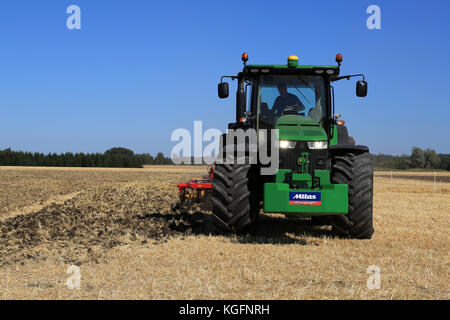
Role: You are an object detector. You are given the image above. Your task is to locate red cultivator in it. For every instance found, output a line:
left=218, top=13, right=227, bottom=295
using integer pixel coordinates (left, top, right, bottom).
left=177, top=166, right=215, bottom=210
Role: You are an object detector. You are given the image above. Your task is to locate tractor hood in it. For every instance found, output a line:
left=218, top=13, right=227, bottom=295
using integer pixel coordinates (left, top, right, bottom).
left=276, top=115, right=327, bottom=141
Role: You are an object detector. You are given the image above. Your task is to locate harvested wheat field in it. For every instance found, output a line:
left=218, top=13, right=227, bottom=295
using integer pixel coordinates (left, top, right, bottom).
left=0, top=166, right=448, bottom=299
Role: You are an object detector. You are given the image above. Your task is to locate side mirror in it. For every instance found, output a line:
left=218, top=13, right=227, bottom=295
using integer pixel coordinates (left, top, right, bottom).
left=356, top=81, right=368, bottom=97
left=218, top=82, right=229, bottom=99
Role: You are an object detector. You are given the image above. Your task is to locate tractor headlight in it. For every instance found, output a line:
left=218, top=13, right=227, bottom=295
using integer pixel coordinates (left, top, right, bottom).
left=307, top=141, right=328, bottom=150
left=280, top=140, right=296, bottom=149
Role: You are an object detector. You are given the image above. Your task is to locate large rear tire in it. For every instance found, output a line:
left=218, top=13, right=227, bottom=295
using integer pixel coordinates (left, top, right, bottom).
left=211, top=163, right=259, bottom=234
left=330, top=152, right=374, bottom=239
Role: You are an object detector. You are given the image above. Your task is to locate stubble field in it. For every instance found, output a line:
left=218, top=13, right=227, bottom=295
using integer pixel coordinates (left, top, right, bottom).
left=0, top=166, right=448, bottom=299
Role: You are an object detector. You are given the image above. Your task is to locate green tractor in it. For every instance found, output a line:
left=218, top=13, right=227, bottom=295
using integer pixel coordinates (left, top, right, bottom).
left=212, top=53, right=374, bottom=239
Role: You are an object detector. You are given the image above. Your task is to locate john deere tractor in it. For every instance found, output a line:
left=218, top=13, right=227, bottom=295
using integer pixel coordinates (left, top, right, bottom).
left=212, top=53, right=374, bottom=239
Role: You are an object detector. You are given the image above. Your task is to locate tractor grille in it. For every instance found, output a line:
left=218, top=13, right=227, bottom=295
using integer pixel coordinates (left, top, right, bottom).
left=279, top=141, right=328, bottom=174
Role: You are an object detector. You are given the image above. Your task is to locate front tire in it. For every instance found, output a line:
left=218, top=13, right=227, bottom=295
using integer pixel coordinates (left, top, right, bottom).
left=211, top=163, right=258, bottom=234
left=330, top=152, right=374, bottom=239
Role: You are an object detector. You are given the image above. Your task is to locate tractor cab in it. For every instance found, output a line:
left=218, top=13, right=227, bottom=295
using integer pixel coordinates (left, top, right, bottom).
left=218, top=54, right=367, bottom=143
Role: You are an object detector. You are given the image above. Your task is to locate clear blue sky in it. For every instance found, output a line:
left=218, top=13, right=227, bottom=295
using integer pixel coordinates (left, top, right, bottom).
left=0, top=0, right=449, bottom=156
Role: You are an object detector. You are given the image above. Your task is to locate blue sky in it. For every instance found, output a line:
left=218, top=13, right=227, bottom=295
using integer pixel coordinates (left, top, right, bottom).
left=0, top=0, right=449, bottom=156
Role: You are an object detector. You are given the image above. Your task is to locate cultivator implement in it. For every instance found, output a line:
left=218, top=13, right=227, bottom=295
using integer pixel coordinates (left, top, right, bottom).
left=176, top=166, right=214, bottom=210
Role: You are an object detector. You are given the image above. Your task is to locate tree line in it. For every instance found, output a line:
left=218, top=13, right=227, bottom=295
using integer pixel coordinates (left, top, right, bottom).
left=1, top=146, right=448, bottom=170
left=0, top=147, right=172, bottom=168
left=372, top=147, right=449, bottom=170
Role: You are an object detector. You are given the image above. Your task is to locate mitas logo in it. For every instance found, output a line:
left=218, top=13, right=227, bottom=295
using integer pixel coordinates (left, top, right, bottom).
left=289, top=192, right=321, bottom=205
left=292, top=194, right=317, bottom=200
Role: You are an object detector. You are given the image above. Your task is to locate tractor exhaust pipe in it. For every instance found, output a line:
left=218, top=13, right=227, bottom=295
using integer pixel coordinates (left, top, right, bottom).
left=236, top=73, right=246, bottom=122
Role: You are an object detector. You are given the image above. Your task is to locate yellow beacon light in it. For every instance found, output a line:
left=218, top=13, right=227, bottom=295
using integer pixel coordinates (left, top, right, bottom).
left=288, top=55, right=299, bottom=67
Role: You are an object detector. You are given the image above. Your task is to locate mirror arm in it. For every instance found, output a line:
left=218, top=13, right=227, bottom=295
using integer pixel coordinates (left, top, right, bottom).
left=220, top=75, right=238, bottom=83
left=332, top=74, right=365, bottom=82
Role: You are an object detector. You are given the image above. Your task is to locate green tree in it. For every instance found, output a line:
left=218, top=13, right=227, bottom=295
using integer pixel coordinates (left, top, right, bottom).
left=424, top=148, right=441, bottom=169
left=393, top=155, right=412, bottom=169
left=105, top=147, right=134, bottom=157
left=155, top=152, right=166, bottom=165
left=410, top=147, right=425, bottom=168
left=439, top=154, right=450, bottom=170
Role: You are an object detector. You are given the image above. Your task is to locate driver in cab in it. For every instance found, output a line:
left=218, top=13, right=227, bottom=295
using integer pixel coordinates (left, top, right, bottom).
left=271, top=84, right=305, bottom=118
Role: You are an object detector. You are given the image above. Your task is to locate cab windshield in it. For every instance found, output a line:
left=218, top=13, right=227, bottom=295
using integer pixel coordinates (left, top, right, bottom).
left=258, top=75, right=327, bottom=128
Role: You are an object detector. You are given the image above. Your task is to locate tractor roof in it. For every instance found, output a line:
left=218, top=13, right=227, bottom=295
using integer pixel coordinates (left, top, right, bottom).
left=246, top=64, right=338, bottom=69
left=243, top=64, right=340, bottom=77
left=243, top=55, right=340, bottom=76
